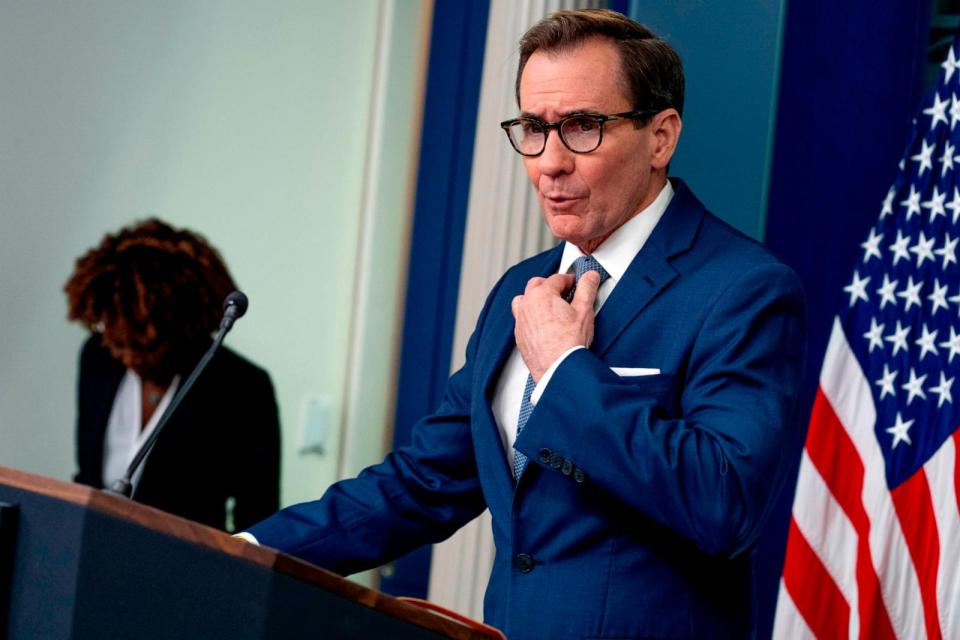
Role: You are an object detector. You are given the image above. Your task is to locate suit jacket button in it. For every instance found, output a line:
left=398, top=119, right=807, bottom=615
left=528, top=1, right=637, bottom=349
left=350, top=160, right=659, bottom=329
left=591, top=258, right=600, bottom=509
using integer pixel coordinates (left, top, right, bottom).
left=549, top=453, right=563, bottom=469
left=513, top=553, right=535, bottom=573
left=573, top=468, right=585, bottom=483
left=538, top=448, right=552, bottom=463
left=561, top=459, right=573, bottom=476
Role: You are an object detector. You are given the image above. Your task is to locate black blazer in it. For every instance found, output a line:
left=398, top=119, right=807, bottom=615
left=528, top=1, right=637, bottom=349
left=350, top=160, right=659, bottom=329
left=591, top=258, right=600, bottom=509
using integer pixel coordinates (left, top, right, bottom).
left=74, top=335, right=281, bottom=532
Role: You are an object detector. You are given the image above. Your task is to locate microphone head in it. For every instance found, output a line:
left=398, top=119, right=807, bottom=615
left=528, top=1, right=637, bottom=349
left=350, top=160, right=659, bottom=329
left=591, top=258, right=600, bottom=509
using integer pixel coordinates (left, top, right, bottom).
left=223, top=291, right=249, bottom=319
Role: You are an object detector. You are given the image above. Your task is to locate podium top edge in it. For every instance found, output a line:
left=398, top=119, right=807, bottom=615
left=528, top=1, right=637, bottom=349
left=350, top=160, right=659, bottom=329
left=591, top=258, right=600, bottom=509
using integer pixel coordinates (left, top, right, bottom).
left=0, top=464, right=494, bottom=640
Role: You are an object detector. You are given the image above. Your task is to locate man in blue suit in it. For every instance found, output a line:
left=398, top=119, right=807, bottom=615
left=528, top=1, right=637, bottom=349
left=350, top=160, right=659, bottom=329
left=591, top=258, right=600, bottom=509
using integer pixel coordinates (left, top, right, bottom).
left=243, top=9, right=805, bottom=639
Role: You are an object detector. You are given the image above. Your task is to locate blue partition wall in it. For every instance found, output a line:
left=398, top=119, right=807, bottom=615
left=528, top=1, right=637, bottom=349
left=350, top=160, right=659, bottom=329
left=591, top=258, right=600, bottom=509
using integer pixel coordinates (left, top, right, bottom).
left=381, top=0, right=490, bottom=598
left=629, top=0, right=786, bottom=240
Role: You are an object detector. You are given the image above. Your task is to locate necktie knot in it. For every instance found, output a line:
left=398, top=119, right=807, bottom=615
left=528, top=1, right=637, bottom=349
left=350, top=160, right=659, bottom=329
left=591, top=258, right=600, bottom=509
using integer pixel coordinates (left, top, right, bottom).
left=567, top=255, right=609, bottom=301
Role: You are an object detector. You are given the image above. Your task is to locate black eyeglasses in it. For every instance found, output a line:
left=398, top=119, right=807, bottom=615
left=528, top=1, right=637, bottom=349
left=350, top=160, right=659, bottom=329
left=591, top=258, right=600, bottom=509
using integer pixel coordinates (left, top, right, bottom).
left=499, top=110, right=660, bottom=156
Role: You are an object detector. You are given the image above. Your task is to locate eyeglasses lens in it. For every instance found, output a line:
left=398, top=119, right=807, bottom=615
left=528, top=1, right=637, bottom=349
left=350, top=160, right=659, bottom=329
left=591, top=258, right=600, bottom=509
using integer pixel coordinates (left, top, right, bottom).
left=559, top=116, right=601, bottom=152
left=508, top=121, right=545, bottom=155
left=508, top=116, right=603, bottom=155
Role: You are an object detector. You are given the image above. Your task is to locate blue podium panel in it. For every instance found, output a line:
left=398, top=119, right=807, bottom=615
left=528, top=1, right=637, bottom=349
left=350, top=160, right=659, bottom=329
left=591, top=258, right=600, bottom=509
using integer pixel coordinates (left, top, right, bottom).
left=0, top=466, right=489, bottom=640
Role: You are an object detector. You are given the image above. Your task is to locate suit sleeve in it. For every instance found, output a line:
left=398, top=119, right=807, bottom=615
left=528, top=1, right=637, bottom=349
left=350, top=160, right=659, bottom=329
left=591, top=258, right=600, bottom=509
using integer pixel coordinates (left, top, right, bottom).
left=243, top=279, right=504, bottom=574
left=514, top=261, right=806, bottom=558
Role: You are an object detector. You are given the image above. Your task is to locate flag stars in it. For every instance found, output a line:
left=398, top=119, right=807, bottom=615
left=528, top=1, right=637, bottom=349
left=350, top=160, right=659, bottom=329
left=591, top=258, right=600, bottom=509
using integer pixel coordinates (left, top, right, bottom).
left=877, top=275, right=899, bottom=309
left=875, top=364, right=898, bottom=400
left=940, top=326, right=960, bottom=362
left=951, top=93, right=960, bottom=130
left=902, top=368, right=928, bottom=405
left=896, top=276, right=923, bottom=311
left=864, top=317, right=885, bottom=352
left=886, top=412, right=914, bottom=448
left=915, top=323, right=939, bottom=359
left=943, top=46, right=960, bottom=84
left=943, top=140, right=957, bottom=176
left=885, top=320, right=911, bottom=355
left=929, top=278, right=950, bottom=314
left=950, top=287, right=960, bottom=315
left=890, top=230, right=912, bottom=265
left=947, top=187, right=960, bottom=223
left=922, top=186, right=947, bottom=222
left=924, top=92, right=950, bottom=130
left=844, top=271, right=870, bottom=306
left=900, top=185, right=922, bottom=220
left=934, top=233, right=958, bottom=269
left=930, top=371, right=955, bottom=408
left=912, top=138, right=935, bottom=176
left=861, top=228, right=883, bottom=263
left=910, top=231, right=936, bottom=267
left=881, top=187, right=896, bottom=218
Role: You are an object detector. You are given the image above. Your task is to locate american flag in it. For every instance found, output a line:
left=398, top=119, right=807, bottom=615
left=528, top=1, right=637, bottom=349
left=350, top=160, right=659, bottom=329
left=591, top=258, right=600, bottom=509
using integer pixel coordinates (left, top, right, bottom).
left=773, top=38, right=960, bottom=639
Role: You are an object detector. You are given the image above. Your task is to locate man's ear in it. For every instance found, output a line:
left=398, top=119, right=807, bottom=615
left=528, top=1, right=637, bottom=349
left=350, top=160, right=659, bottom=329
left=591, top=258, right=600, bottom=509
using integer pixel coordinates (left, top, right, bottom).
left=649, top=109, right=682, bottom=170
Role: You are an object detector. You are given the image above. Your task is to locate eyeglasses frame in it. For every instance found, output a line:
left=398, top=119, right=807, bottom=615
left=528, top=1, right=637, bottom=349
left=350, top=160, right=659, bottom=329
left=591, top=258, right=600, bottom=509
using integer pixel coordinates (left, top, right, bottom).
left=499, top=109, right=662, bottom=157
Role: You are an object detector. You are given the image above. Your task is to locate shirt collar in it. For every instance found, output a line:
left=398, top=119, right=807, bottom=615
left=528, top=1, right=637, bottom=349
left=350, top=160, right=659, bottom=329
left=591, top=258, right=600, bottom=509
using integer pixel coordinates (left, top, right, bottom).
left=558, top=180, right=675, bottom=282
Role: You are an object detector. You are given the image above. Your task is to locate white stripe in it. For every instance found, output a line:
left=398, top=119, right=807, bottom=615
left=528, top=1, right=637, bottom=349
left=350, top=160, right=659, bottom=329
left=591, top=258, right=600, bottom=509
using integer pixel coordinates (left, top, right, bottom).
left=925, top=433, right=960, bottom=637
left=819, top=317, right=927, bottom=640
left=791, top=451, right=860, bottom=639
left=773, top=578, right=818, bottom=640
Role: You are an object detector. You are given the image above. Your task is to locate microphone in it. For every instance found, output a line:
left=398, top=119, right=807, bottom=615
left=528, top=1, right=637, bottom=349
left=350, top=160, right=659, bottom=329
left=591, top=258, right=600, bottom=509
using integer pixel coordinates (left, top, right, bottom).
left=220, top=291, right=248, bottom=331
left=106, top=291, right=249, bottom=499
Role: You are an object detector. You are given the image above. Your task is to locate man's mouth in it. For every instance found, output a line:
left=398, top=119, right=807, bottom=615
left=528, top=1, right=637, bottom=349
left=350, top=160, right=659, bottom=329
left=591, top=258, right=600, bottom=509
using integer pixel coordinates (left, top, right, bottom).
left=543, top=194, right=584, bottom=210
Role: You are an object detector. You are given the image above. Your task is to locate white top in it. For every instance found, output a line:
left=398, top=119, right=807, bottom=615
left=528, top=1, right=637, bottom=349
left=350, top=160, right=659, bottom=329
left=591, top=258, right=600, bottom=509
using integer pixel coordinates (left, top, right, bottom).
left=102, top=369, right=180, bottom=490
left=491, top=181, right=674, bottom=474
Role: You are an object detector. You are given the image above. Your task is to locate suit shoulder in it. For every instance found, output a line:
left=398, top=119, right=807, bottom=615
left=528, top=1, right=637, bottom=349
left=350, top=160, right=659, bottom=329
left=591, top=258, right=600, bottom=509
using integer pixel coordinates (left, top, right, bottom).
left=501, top=244, right=563, bottom=283
left=79, top=334, right=119, bottom=372
left=690, top=211, right=796, bottom=278
left=212, top=347, right=273, bottom=387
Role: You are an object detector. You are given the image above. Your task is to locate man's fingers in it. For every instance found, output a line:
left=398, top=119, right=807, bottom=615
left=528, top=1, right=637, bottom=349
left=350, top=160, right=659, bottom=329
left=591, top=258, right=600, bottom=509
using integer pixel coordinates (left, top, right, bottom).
left=542, top=273, right=574, bottom=294
left=524, top=276, right=546, bottom=295
left=572, top=270, right=601, bottom=312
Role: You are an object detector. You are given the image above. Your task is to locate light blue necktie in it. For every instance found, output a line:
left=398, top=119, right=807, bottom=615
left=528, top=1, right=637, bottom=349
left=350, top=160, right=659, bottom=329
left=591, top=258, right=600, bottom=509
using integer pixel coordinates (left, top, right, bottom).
left=513, top=255, right=610, bottom=481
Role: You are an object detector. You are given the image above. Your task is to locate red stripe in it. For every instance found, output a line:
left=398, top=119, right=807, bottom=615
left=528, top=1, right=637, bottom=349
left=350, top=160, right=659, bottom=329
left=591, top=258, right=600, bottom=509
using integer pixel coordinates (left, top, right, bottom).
left=782, top=517, right=850, bottom=639
left=890, top=469, right=942, bottom=640
left=803, top=389, right=896, bottom=640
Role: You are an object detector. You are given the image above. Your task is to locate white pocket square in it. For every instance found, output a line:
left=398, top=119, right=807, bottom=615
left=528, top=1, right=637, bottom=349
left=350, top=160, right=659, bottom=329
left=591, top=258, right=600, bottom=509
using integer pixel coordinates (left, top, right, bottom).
left=610, top=367, right=661, bottom=377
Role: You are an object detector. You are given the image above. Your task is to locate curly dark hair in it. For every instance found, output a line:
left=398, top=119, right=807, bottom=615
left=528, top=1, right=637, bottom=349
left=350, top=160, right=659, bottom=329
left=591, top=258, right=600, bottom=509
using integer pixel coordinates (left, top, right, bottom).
left=64, top=218, right=237, bottom=375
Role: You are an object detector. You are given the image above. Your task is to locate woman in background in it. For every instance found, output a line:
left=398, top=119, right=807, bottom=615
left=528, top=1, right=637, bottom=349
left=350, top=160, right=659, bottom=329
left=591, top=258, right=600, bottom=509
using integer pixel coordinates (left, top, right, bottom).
left=64, top=218, right=280, bottom=532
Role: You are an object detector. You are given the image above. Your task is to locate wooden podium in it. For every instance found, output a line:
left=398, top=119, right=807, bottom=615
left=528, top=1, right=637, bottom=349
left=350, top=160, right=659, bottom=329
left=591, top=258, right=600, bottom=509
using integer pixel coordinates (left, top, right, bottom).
left=0, top=465, right=496, bottom=639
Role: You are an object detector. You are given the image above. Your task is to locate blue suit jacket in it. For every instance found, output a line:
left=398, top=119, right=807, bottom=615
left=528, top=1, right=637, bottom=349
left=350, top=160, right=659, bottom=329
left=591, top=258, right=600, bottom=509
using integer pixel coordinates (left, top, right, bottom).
left=247, top=180, right=806, bottom=639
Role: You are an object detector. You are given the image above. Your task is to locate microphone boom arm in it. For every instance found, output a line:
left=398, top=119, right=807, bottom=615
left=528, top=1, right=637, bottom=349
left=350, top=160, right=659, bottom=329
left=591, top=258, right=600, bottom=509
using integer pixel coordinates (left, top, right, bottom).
left=106, top=292, right=247, bottom=498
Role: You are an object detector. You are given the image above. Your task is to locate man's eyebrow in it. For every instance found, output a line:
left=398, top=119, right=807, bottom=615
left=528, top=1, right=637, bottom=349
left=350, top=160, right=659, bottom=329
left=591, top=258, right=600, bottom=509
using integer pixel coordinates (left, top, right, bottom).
left=518, top=109, right=603, bottom=119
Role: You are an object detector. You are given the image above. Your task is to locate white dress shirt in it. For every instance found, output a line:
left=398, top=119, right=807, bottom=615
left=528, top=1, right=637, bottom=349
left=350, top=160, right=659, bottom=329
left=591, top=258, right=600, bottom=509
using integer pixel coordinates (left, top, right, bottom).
left=102, top=369, right=180, bottom=489
left=491, top=181, right=674, bottom=474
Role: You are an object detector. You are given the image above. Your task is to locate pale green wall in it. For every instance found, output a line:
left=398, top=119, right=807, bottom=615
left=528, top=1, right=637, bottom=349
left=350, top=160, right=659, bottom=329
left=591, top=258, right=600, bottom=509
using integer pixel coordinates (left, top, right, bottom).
left=0, top=1, right=427, bottom=518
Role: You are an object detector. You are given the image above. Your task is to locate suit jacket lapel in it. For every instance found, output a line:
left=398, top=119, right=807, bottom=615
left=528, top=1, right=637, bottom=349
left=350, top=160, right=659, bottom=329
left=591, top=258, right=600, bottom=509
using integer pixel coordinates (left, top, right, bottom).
left=592, top=179, right=705, bottom=357
left=475, top=245, right=563, bottom=515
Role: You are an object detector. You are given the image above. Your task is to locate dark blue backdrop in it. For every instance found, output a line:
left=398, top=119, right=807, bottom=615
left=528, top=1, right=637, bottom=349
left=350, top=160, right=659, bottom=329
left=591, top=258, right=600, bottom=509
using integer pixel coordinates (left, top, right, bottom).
left=759, top=1, right=930, bottom=637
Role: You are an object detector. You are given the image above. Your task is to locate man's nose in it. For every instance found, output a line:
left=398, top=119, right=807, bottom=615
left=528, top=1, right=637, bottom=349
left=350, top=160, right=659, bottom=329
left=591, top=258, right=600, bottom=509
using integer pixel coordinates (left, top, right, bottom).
left=537, top=130, right=574, bottom=176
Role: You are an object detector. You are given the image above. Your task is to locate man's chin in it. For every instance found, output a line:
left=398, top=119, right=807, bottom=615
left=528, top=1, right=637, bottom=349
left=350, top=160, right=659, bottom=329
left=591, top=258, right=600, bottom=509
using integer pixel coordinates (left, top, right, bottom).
left=546, top=219, right=587, bottom=244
